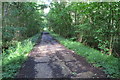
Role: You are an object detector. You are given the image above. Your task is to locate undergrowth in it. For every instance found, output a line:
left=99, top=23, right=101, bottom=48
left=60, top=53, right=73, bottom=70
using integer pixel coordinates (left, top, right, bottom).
left=51, top=32, right=120, bottom=78
left=2, top=33, right=40, bottom=78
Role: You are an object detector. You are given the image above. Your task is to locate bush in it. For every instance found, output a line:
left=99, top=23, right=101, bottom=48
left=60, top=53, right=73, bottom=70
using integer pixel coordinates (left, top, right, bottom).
left=2, top=33, right=40, bottom=78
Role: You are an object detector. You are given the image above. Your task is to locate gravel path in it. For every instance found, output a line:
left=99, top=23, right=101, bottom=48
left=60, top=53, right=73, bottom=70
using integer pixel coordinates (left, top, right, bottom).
left=16, top=32, right=106, bottom=78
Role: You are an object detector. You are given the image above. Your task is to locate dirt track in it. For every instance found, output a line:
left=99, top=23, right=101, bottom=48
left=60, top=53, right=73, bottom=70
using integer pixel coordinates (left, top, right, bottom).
left=16, top=32, right=106, bottom=78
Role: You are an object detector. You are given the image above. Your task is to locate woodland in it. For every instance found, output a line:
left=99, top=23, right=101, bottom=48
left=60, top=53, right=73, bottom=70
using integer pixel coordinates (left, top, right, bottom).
left=1, top=2, right=120, bottom=78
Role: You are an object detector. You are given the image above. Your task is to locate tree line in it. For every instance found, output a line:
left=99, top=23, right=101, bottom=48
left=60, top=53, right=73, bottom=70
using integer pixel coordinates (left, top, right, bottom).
left=47, top=2, right=120, bottom=57
left=2, top=2, right=46, bottom=49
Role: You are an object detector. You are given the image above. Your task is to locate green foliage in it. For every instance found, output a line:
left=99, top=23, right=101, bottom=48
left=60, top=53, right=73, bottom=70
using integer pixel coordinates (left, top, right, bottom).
left=2, top=2, right=46, bottom=78
left=2, top=26, right=27, bottom=47
left=51, top=32, right=120, bottom=78
left=47, top=2, right=120, bottom=56
left=2, top=2, right=45, bottom=47
left=47, top=2, right=73, bottom=38
left=2, top=33, right=40, bottom=78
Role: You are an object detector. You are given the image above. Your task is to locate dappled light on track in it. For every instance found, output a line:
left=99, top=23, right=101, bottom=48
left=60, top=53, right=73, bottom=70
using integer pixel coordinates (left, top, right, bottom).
left=16, top=32, right=106, bottom=78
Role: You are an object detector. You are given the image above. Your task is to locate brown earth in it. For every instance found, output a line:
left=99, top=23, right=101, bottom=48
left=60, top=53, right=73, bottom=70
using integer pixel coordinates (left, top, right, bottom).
left=16, top=32, right=107, bottom=78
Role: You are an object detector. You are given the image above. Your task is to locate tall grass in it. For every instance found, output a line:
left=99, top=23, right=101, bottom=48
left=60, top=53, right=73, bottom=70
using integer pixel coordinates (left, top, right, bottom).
left=2, top=33, right=40, bottom=78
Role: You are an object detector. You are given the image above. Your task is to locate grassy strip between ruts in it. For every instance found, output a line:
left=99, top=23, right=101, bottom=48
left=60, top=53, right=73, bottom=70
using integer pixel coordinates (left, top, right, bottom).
left=50, top=32, right=120, bottom=78
left=2, top=33, right=41, bottom=78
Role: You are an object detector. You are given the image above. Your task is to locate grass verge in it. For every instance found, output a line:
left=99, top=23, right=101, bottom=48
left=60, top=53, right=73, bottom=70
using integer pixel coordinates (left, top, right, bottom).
left=50, top=32, right=120, bottom=78
left=2, top=33, right=41, bottom=78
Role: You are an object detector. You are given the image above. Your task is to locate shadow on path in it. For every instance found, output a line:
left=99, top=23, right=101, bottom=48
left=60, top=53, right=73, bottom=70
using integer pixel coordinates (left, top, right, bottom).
left=16, top=32, right=107, bottom=78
